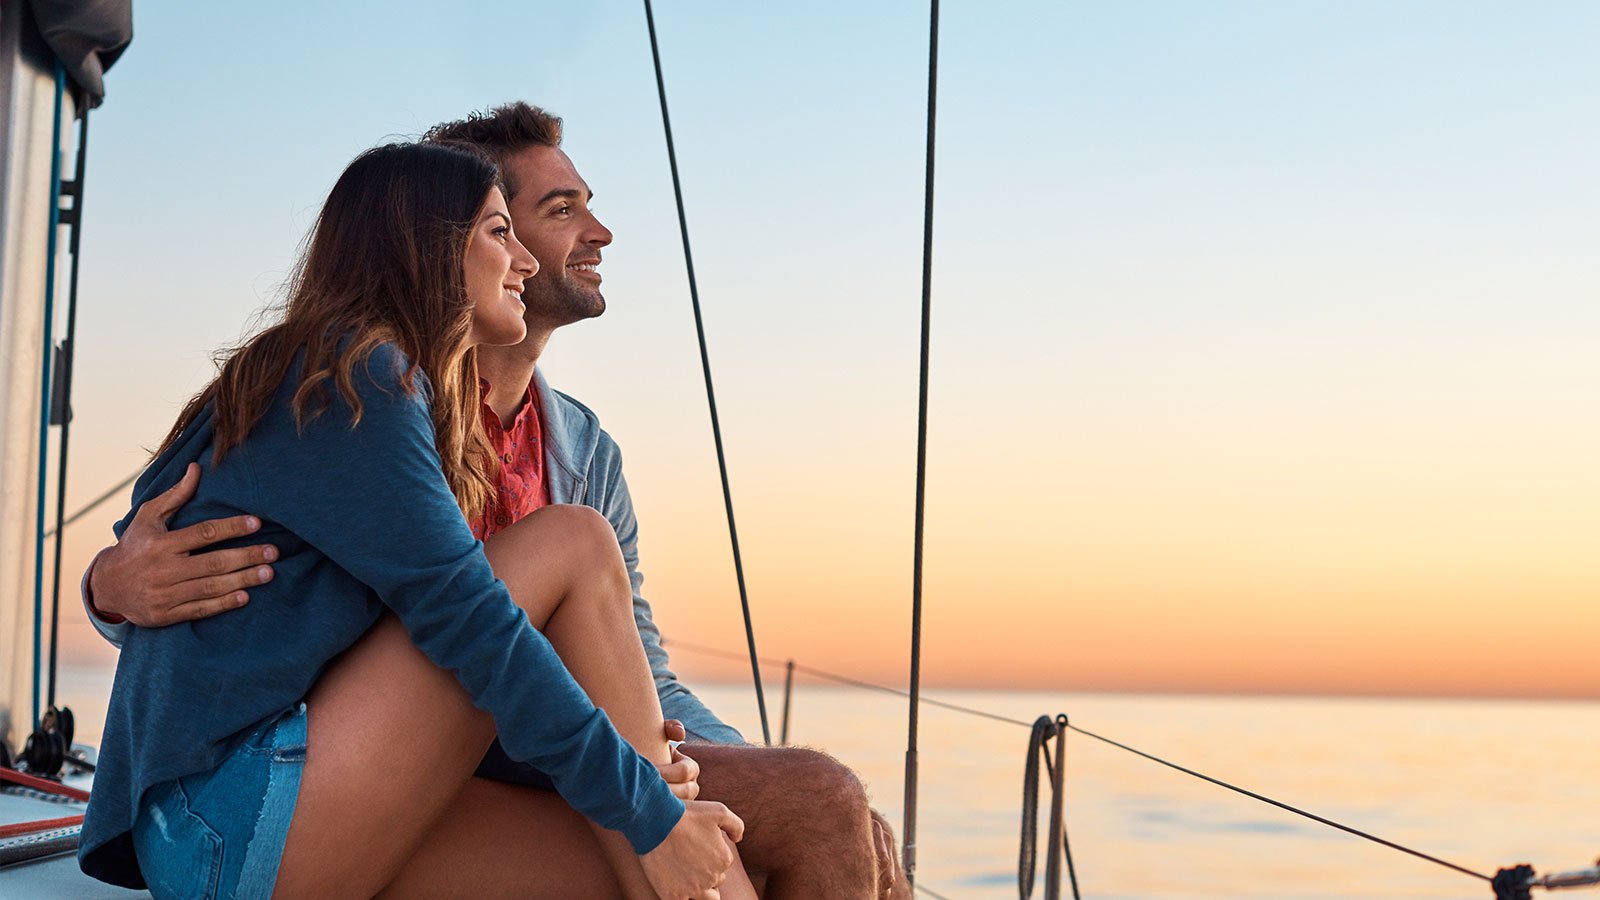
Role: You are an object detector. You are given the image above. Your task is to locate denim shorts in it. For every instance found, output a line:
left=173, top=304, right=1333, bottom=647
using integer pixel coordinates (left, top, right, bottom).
left=131, top=702, right=309, bottom=900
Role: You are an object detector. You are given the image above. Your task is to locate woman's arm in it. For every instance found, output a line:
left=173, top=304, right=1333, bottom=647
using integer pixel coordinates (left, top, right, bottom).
left=245, top=346, right=682, bottom=854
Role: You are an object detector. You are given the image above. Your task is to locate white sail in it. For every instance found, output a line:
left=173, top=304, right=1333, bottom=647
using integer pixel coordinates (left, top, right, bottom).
left=0, top=2, right=76, bottom=758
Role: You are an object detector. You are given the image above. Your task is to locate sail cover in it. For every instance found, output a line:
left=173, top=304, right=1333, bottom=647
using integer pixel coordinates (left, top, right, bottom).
left=26, top=0, right=131, bottom=107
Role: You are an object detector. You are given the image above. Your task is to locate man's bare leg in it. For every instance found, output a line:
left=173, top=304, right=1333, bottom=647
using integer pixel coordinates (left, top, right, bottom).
left=688, top=744, right=911, bottom=900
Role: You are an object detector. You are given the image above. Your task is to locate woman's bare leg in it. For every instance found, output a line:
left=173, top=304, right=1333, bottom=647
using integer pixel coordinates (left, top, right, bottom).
left=481, top=507, right=755, bottom=899
left=375, top=778, right=623, bottom=899
left=376, top=777, right=757, bottom=900
left=272, top=505, right=751, bottom=899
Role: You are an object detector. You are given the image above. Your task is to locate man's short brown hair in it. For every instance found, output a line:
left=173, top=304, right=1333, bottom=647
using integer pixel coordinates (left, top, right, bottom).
left=423, top=101, right=563, bottom=197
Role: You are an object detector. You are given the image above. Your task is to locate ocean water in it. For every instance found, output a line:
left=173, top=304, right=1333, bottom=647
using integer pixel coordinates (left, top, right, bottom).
left=47, top=667, right=1600, bottom=899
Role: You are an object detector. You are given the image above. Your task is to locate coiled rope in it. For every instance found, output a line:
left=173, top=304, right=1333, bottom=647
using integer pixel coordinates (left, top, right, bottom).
left=1019, top=715, right=1081, bottom=899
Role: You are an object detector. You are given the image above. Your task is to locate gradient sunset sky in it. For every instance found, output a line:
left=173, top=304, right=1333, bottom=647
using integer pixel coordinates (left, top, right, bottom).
left=46, top=0, right=1600, bottom=699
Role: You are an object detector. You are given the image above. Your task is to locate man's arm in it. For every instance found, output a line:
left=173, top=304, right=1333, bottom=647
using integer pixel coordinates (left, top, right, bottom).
left=590, top=435, right=747, bottom=746
left=82, top=461, right=277, bottom=644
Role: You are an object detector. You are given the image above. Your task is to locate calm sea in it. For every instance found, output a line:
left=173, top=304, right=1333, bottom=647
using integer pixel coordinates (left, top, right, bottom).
left=49, top=667, right=1600, bottom=899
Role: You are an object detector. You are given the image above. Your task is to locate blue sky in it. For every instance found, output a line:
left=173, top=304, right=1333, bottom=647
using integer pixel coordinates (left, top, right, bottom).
left=55, top=2, right=1600, bottom=695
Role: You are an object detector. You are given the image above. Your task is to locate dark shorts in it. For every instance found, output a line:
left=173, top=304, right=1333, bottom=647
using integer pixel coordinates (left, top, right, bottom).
left=474, top=737, right=556, bottom=790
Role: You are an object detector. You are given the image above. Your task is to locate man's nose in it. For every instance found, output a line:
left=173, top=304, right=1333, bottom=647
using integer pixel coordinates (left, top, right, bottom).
left=584, top=210, right=614, bottom=248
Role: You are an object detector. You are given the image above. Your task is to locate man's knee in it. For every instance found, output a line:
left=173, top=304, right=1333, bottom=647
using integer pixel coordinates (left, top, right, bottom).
left=792, top=749, right=871, bottom=821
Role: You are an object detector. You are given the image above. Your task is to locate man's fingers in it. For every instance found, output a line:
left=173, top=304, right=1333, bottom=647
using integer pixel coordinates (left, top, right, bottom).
left=166, top=563, right=274, bottom=606
left=174, top=544, right=278, bottom=583
left=156, top=591, right=250, bottom=626
left=717, top=806, right=745, bottom=843
left=663, top=719, right=687, bottom=743
left=134, top=462, right=200, bottom=527
left=169, top=514, right=264, bottom=553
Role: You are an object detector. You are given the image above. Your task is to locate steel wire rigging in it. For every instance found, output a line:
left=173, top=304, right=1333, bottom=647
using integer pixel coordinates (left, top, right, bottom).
left=662, top=638, right=1600, bottom=897
left=904, top=0, right=941, bottom=889
left=640, top=0, right=772, bottom=746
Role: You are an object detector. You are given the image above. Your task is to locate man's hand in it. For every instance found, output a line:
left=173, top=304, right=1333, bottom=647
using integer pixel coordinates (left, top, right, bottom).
left=639, top=799, right=743, bottom=900
left=88, top=462, right=277, bottom=627
left=658, top=719, right=701, bottom=801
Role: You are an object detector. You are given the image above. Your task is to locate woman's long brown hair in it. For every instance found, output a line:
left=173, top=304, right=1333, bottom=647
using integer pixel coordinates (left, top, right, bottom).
left=154, top=142, right=501, bottom=520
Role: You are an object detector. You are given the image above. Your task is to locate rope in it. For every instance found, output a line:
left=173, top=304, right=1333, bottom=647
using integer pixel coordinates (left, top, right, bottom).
left=0, top=814, right=82, bottom=840
left=639, top=0, right=771, bottom=748
left=1, top=766, right=91, bottom=802
left=1019, top=717, right=1052, bottom=897
left=663, top=640, right=1497, bottom=886
left=913, top=884, right=954, bottom=900
left=46, top=107, right=89, bottom=711
left=904, top=0, right=941, bottom=888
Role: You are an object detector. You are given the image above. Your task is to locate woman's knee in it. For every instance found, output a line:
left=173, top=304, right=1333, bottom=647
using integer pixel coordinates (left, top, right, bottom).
left=485, top=505, right=631, bottom=616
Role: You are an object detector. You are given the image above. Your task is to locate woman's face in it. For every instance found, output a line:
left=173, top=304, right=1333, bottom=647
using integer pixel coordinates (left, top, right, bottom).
left=465, top=186, right=538, bottom=347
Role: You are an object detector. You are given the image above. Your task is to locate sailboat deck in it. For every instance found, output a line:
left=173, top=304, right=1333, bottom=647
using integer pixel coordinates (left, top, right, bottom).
left=1, top=769, right=149, bottom=897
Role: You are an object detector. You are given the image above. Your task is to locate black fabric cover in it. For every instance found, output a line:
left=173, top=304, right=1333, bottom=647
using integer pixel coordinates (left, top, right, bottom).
left=27, top=0, right=132, bottom=107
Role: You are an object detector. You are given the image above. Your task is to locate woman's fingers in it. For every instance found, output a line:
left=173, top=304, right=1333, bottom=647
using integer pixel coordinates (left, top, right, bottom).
left=715, top=803, right=745, bottom=843
left=658, top=747, right=701, bottom=800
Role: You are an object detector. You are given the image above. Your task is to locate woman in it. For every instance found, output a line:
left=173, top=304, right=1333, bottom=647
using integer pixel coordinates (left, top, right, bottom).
left=79, top=141, right=755, bottom=899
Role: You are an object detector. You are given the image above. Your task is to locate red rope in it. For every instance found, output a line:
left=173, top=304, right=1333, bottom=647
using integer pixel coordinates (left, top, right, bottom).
left=0, top=766, right=90, bottom=802
left=0, top=814, right=83, bottom=839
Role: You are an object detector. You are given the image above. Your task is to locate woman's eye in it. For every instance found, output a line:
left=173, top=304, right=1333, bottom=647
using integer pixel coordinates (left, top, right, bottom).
left=492, top=226, right=510, bottom=238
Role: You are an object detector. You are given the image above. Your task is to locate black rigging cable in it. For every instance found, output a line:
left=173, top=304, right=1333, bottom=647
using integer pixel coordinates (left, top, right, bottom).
left=640, top=0, right=771, bottom=746
left=42, top=467, right=136, bottom=540
left=1064, top=721, right=1492, bottom=884
left=904, top=0, right=941, bottom=888
left=46, top=109, right=90, bottom=712
left=664, top=639, right=1499, bottom=887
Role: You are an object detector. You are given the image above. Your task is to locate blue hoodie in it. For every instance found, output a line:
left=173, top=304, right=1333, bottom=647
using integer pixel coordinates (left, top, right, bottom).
left=79, top=344, right=684, bottom=889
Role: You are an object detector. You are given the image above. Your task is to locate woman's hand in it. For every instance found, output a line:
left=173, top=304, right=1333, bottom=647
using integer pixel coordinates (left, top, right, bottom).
left=658, top=743, right=701, bottom=801
left=639, top=800, right=744, bottom=899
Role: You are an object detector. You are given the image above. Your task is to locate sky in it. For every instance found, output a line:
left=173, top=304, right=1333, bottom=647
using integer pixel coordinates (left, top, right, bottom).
left=40, top=0, right=1600, bottom=699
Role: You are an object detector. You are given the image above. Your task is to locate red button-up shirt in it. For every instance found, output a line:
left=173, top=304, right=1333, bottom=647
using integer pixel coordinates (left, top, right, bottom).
left=471, top=379, right=551, bottom=540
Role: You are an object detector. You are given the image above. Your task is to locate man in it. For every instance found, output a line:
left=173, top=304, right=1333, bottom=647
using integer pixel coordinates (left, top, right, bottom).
left=83, top=102, right=908, bottom=900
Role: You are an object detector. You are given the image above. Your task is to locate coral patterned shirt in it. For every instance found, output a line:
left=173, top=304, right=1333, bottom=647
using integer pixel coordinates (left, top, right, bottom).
left=471, top=379, right=551, bottom=540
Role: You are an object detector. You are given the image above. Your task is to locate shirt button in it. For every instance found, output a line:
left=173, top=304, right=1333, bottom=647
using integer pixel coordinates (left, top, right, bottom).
left=495, top=514, right=510, bottom=526
left=502, top=453, right=513, bottom=464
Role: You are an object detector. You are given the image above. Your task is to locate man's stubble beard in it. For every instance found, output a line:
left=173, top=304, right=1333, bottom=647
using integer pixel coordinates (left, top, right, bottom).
left=522, top=271, right=606, bottom=327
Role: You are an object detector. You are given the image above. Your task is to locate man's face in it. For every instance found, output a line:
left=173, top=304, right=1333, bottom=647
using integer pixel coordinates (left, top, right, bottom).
left=502, top=145, right=613, bottom=327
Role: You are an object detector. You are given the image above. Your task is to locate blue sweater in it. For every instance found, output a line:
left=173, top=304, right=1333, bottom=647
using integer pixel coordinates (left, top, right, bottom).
left=79, top=344, right=684, bottom=889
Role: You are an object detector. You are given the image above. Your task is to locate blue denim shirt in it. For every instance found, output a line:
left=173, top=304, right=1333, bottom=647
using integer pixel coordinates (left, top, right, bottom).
left=531, top=369, right=744, bottom=746
left=83, top=368, right=744, bottom=747
left=79, top=346, right=685, bottom=889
